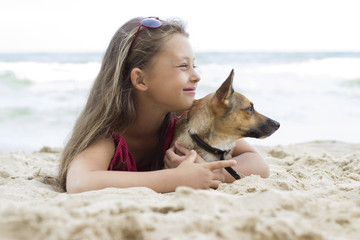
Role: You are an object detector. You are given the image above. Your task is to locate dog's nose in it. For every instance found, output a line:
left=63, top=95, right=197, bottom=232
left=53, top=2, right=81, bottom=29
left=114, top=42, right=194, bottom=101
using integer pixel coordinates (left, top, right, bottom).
left=267, top=118, right=280, bottom=130
left=272, top=120, right=280, bottom=129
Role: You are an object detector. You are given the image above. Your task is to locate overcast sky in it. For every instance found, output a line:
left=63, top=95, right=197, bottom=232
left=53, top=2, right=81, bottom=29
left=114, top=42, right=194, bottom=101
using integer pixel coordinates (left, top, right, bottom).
left=1, top=0, right=360, bottom=52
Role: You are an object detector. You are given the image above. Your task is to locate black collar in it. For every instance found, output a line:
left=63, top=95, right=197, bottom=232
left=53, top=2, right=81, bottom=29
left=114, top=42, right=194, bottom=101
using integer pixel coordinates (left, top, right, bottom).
left=188, top=131, right=230, bottom=160
left=188, top=130, right=242, bottom=180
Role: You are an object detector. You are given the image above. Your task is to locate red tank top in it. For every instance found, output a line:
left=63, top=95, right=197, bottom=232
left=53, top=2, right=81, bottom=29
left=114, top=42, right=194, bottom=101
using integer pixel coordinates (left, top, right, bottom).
left=108, top=118, right=177, bottom=171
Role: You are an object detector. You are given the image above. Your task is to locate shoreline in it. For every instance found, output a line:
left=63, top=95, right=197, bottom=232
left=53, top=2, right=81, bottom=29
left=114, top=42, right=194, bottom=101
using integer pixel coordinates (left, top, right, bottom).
left=1, top=140, right=360, bottom=239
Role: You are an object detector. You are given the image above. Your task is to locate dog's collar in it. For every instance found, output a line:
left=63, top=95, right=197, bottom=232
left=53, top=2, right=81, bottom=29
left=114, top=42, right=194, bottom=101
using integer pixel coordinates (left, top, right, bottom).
left=188, top=131, right=242, bottom=180
left=188, top=131, right=230, bottom=160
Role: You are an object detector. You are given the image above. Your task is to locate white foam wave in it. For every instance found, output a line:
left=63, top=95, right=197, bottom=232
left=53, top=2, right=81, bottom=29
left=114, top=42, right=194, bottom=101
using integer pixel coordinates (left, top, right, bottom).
left=197, top=57, right=360, bottom=97
left=0, top=61, right=101, bottom=83
left=249, top=57, right=360, bottom=79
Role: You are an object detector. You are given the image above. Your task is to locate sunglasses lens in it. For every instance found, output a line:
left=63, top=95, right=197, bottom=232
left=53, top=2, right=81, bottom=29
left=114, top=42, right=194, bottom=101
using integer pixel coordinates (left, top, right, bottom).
left=140, top=18, right=162, bottom=28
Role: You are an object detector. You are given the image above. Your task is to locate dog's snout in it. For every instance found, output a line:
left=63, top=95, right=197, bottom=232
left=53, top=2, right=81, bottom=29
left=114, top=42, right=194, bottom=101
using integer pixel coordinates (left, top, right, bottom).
left=272, top=120, right=280, bottom=129
left=266, top=119, right=280, bottom=129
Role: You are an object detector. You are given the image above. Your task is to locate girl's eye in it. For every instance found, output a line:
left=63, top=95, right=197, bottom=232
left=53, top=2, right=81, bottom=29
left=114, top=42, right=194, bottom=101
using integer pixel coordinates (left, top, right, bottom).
left=178, top=64, right=197, bottom=69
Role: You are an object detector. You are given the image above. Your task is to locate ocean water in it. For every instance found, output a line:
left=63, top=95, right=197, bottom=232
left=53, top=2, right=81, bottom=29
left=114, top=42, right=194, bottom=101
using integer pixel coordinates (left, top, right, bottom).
left=1, top=52, right=360, bottom=152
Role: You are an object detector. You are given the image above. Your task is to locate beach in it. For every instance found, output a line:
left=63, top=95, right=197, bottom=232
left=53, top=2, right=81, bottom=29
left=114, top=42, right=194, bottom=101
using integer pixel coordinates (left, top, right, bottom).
left=1, top=141, right=359, bottom=240
left=1, top=52, right=360, bottom=239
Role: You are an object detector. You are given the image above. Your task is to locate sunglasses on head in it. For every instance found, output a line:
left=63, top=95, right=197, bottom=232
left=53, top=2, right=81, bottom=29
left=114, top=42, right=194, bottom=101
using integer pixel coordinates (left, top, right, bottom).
left=123, top=17, right=163, bottom=78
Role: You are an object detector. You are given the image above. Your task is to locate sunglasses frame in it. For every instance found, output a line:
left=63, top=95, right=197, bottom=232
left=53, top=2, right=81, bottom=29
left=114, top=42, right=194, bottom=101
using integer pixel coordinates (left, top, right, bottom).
left=123, top=17, right=163, bottom=78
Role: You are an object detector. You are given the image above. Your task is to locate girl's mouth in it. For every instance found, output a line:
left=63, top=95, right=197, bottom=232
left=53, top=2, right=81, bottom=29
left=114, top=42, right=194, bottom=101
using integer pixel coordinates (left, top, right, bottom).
left=183, top=87, right=196, bottom=94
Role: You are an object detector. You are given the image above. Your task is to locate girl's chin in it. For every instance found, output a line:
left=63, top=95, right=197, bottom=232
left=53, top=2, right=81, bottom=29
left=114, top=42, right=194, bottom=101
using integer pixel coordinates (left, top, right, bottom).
left=174, top=102, right=194, bottom=112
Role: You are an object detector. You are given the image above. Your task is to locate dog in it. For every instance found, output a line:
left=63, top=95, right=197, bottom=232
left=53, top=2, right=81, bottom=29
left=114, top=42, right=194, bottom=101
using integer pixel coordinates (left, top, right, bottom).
left=172, top=69, right=280, bottom=179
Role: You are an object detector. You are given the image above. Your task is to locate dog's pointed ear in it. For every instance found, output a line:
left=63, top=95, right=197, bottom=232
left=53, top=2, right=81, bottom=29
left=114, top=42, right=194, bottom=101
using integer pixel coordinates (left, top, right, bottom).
left=215, top=69, right=234, bottom=104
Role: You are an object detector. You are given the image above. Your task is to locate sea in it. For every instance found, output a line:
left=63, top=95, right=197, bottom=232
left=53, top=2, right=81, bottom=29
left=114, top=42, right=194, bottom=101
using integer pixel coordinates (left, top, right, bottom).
left=1, top=52, right=360, bottom=152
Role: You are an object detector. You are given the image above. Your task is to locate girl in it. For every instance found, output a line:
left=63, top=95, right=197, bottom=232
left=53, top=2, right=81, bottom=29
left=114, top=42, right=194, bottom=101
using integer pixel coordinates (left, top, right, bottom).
left=59, top=17, right=269, bottom=193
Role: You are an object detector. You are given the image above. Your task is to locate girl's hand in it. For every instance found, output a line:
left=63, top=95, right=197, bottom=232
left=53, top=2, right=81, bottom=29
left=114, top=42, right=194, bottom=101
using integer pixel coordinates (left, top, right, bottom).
left=163, top=144, right=187, bottom=169
left=164, top=142, right=206, bottom=169
left=174, top=150, right=236, bottom=189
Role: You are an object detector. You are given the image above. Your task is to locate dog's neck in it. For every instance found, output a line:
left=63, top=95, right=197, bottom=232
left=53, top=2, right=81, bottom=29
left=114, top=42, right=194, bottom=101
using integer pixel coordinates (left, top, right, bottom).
left=186, top=114, right=236, bottom=151
left=182, top=96, right=237, bottom=153
left=188, top=131, right=242, bottom=180
left=188, top=131, right=230, bottom=160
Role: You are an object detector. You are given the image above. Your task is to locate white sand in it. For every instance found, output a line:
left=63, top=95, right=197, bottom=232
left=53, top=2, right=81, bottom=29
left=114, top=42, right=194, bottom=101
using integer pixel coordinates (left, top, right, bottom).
left=1, top=141, right=360, bottom=240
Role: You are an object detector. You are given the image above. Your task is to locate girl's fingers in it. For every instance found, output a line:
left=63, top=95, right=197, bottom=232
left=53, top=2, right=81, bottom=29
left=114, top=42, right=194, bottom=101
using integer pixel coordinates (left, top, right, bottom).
left=165, top=147, right=178, bottom=159
left=186, top=150, right=197, bottom=163
left=174, top=141, right=191, bottom=155
left=167, top=145, right=194, bottom=161
left=210, top=180, right=222, bottom=189
left=206, top=160, right=237, bottom=170
left=212, top=169, right=226, bottom=182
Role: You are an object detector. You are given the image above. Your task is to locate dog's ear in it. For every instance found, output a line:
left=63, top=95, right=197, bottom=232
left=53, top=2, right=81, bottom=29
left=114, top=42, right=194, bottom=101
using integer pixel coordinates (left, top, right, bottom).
left=215, top=69, right=234, bottom=104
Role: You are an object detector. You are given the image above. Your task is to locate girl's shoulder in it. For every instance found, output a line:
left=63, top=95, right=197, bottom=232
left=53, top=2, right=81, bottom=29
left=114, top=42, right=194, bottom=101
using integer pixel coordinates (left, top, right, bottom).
left=71, top=136, right=116, bottom=172
left=87, top=136, right=116, bottom=157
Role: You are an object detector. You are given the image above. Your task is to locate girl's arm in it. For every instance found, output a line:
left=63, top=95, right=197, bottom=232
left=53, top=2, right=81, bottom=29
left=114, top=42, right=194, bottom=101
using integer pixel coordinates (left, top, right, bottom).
left=225, top=139, right=269, bottom=182
left=66, top=137, right=236, bottom=193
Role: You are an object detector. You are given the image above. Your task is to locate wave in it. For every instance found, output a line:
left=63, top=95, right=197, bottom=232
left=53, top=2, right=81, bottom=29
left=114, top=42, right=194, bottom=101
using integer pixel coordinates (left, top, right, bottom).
left=199, top=57, right=360, bottom=78
left=0, top=107, right=34, bottom=122
left=196, top=51, right=360, bottom=65
left=0, top=61, right=101, bottom=84
left=0, top=71, right=32, bottom=86
left=1, top=52, right=360, bottom=85
left=255, top=57, right=360, bottom=79
left=1, top=54, right=360, bottom=97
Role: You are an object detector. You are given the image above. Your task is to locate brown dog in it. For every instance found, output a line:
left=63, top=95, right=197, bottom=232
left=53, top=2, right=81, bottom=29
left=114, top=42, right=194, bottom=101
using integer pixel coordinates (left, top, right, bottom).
left=172, top=69, right=280, bottom=179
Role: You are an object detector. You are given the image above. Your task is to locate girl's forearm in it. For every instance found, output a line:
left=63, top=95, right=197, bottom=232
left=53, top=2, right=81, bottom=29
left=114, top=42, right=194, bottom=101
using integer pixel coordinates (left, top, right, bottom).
left=224, top=152, right=270, bottom=183
left=67, top=169, right=180, bottom=193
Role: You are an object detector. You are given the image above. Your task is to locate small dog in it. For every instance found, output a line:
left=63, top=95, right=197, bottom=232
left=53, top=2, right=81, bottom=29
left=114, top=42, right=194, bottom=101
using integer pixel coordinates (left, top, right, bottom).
left=172, top=69, right=280, bottom=179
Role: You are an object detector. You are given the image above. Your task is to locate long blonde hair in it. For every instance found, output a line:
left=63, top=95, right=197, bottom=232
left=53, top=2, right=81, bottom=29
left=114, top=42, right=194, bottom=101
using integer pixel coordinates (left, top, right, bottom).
left=58, top=17, right=188, bottom=191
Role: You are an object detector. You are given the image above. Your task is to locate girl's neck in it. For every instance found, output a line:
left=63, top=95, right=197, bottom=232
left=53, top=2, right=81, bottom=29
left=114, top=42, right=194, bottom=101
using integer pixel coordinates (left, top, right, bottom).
left=124, top=106, right=167, bottom=139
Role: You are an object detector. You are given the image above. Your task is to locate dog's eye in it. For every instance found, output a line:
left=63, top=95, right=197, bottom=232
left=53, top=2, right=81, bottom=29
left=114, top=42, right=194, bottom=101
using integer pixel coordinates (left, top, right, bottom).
left=247, top=105, right=254, bottom=113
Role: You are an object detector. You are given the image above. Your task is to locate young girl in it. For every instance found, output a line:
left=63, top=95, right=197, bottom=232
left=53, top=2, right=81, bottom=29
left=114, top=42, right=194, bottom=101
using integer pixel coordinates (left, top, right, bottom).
left=59, top=17, right=269, bottom=193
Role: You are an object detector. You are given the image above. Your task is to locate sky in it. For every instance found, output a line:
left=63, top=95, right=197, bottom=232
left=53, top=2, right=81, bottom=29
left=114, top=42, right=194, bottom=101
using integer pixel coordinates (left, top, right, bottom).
left=1, top=0, right=360, bottom=52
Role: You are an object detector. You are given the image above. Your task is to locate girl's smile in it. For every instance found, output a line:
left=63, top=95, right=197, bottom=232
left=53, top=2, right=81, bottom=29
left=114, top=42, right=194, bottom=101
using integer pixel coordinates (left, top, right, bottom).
left=183, top=87, right=197, bottom=95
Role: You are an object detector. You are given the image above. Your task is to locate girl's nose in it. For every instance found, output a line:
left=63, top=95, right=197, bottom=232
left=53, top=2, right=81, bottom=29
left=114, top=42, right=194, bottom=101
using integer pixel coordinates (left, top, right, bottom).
left=191, top=69, right=201, bottom=83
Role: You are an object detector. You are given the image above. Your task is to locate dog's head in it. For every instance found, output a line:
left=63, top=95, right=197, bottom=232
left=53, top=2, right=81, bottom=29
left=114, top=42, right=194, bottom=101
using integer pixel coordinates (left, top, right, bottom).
left=208, top=69, right=280, bottom=139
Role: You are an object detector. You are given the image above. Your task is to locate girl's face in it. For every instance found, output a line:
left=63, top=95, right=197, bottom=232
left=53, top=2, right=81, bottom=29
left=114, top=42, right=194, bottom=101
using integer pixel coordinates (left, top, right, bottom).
left=142, top=33, right=200, bottom=112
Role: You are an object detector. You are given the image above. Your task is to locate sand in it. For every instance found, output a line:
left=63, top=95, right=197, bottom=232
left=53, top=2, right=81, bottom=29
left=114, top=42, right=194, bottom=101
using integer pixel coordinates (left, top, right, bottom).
left=1, top=141, right=360, bottom=240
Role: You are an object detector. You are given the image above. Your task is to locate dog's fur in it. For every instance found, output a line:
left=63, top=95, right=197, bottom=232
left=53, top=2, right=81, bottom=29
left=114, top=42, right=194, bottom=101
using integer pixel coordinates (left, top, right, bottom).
left=172, top=69, right=280, bottom=162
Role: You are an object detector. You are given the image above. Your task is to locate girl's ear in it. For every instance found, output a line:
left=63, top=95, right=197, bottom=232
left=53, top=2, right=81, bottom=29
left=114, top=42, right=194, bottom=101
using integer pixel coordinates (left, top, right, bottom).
left=130, top=68, right=148, bottom=91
